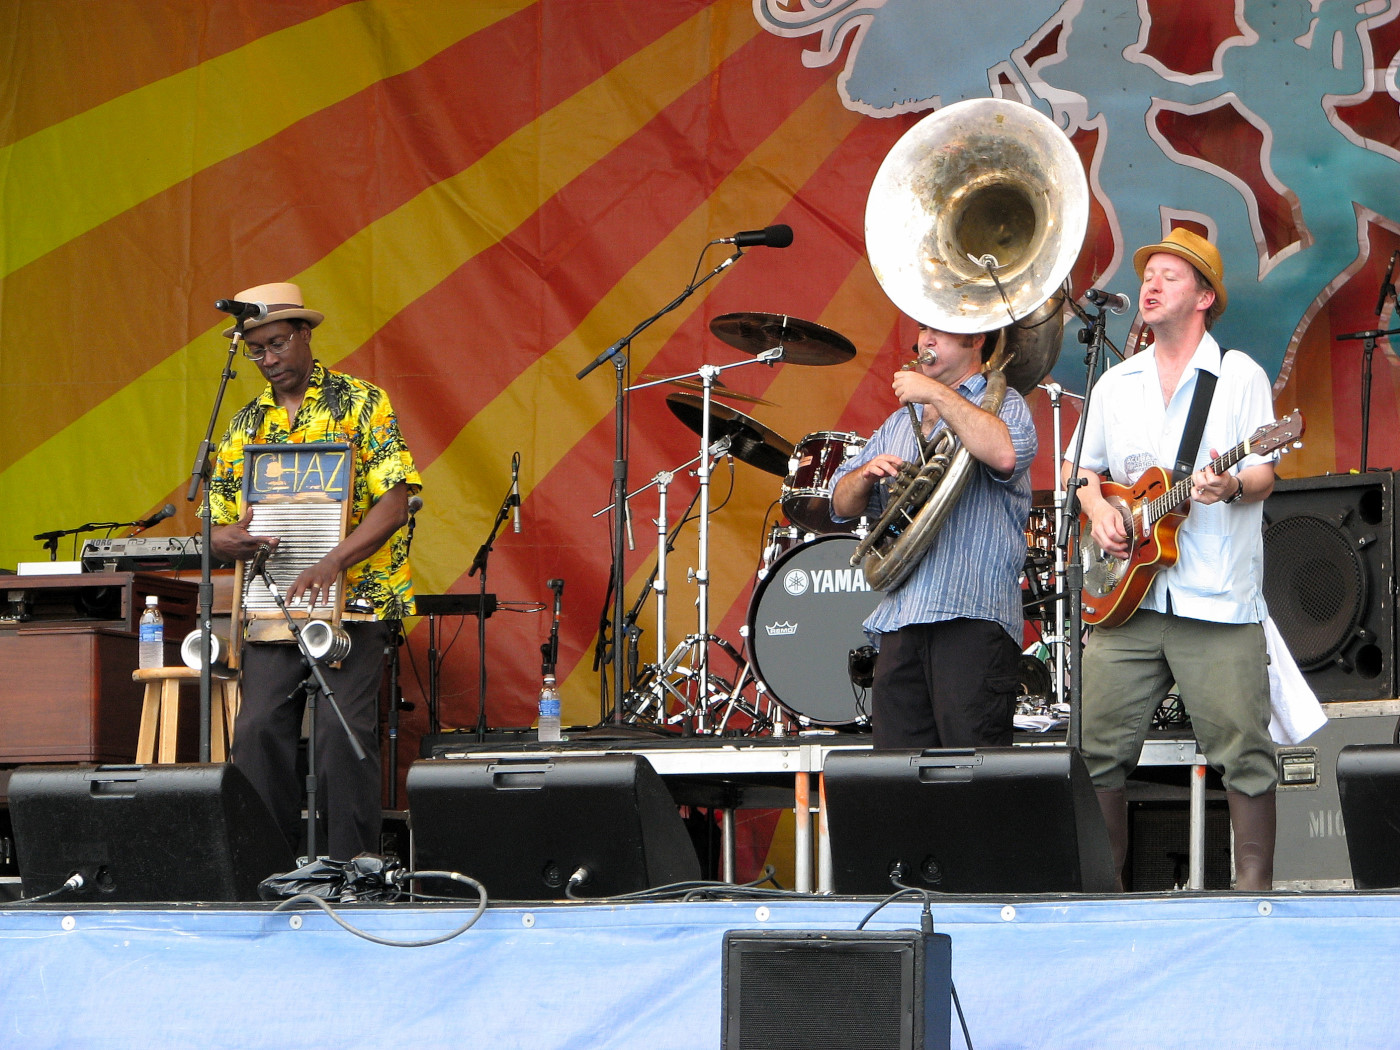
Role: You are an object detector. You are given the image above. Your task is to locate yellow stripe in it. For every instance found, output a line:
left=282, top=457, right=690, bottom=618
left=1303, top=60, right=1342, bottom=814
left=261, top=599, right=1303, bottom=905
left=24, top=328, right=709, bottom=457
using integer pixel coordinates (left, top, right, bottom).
left=0, top=0, right=531, bottom=277
left=0, top=0, right=759, bottom=568
left=395, top=88, right=867, bottom=710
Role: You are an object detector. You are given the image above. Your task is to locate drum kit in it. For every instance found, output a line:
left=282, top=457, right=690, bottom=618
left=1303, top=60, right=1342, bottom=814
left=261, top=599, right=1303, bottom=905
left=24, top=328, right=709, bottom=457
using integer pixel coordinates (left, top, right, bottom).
left=614, top=96, right=1091, bottom=736
left=618, top=310, right=875, bottom=734
left=617, top=304, right=1076, bottom=736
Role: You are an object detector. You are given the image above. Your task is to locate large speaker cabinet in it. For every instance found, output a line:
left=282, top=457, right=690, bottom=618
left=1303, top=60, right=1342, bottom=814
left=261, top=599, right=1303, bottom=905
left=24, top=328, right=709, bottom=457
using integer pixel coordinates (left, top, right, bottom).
left=9, top=763, right=293, bottom=902
left=824, top=747, right=1117, bottom=894
left=1263, top=473, right=1396, bottom=700
left=406, top=755, right=701, bottom=900
left=1337, top=742, right=1400, bottom=889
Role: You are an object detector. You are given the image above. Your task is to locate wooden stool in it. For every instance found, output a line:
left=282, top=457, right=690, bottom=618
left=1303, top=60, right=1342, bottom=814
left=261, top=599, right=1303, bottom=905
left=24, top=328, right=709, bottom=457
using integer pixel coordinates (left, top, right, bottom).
left=131, top=667, right=241, bottom=764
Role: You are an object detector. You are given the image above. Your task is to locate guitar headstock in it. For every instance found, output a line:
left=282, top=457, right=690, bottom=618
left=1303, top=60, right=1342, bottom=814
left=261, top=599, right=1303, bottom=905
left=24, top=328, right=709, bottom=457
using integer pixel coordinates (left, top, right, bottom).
left=1248, top=409, right=1305, bottom=458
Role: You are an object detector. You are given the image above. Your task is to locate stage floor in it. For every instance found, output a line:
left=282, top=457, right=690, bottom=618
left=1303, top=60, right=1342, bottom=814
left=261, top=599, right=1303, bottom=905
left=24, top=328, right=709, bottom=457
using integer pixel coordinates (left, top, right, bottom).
left=2, top=891, right=1397, bottom=1049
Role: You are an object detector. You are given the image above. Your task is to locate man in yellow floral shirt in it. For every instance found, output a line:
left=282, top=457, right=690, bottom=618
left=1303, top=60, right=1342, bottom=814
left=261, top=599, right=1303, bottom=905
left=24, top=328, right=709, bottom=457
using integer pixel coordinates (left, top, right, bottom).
left=210, top=282, right=421, bottom=860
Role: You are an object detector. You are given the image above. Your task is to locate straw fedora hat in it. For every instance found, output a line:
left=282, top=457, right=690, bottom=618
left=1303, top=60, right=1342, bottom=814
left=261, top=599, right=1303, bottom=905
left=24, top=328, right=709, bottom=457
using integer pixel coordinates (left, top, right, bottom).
left=1132, top=227, right=1227, bottom=312
left=220, top=282, right=325, bottom=337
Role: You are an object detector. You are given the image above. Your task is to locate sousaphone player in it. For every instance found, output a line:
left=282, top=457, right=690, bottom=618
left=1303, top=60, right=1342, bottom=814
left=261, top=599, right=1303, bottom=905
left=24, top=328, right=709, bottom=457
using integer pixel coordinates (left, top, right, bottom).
left=831, top=321, right=1035, bottom=748
left=830, top=97, right=1089, bottom=750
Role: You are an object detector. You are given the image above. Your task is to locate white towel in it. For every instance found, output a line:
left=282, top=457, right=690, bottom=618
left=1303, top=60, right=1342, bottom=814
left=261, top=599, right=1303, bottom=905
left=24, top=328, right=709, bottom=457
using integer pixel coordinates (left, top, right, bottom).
left=1264, top=615, right=1327, bottom=745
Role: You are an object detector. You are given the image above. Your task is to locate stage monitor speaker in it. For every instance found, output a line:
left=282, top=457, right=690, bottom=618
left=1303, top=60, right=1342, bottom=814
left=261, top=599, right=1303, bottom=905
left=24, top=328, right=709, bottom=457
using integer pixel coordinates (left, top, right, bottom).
left=405, top=754, right=702, bottom=899
left=824, top=746, right=1117, bottom=894
left=721, top=929, right=952, bottom=1050
left=9, top=763, right=293, bottom=902
left=1263, top=473, right=1396, bottom=700
left=1337, top=743, right=1400, bottom=889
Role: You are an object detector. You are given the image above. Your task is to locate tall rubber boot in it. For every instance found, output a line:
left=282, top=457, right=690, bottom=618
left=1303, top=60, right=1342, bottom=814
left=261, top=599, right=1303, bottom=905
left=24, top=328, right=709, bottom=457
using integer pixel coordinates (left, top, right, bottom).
left=1227, top=788, right=1276, bottom=891
left=1095, top=787, right=1129, bottom=892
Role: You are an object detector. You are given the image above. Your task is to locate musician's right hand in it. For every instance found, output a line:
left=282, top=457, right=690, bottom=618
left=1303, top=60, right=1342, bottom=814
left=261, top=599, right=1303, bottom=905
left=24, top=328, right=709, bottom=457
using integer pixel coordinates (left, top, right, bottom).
left=856, top=453, right=905, bottom=482
left=209, top=508, right=280, bottom=563
left=1087, top=500, right=1130, bottom=560
left=831, top=453, right=905, bottom=518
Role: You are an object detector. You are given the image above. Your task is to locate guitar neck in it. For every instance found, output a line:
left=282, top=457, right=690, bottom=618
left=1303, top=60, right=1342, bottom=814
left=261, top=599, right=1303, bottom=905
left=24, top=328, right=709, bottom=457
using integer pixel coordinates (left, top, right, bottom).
left=1147, top=441, right=1249, bottom=523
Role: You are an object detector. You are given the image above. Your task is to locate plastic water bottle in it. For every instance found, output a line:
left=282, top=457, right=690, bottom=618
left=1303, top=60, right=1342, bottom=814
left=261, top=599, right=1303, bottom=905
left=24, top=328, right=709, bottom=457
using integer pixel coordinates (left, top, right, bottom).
left=537, top=674, right=562, bottom=742
left=138, top=595, right=164, bottom=669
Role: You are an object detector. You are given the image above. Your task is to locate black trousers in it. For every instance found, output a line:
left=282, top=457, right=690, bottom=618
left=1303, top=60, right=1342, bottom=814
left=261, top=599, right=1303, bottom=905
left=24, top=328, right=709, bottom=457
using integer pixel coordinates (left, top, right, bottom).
left=232, top=621, right=391, bottom=860
left=870, top=618, right=1022, bottom=749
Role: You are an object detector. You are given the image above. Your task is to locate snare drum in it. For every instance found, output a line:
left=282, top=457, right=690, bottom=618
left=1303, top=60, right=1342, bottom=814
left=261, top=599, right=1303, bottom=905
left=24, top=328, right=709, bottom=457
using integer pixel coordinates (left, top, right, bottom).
left=744, top=534, right=883, bottom=726
left=782, top=431, right=866, bottom=534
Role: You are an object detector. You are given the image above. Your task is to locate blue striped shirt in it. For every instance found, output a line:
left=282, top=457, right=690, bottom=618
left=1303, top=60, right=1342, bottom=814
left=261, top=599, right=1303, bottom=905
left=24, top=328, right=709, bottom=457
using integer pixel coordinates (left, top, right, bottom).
left=832, top=373, right=1037, bottom=641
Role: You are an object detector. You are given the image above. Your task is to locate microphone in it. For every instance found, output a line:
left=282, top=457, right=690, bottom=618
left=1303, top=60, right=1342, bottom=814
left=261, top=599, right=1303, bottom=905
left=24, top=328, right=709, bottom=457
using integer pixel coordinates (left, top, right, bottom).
left=407, top=495, right=423, bottom=516
left=1376, top=249, right=1399, bottom=317
left=214, top=299, right=268, bottom=322
left=717, top=224, right=793, bottom=248
left=249, top=543, right=273, bottom=581
left=131, top=503, right=176, bottom=533
left=548, top=578, right=564, bottom=620
left=1084, top=287, right=1132, bottom=315
left=511, top=451, right=521, bottom=534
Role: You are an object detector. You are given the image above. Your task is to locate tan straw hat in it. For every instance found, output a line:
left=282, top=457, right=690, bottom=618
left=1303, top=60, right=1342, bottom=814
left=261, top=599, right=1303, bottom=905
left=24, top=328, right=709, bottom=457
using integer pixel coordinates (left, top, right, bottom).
left=220, top=282, right=325, bottom=337
left=1132, top=227, right=1227, bottom=311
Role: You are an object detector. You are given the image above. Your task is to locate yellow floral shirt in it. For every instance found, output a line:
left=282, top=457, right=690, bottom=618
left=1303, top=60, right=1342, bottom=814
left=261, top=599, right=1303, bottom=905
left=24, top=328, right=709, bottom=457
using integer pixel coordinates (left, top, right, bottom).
left=209, top=361, right=421, bottom=618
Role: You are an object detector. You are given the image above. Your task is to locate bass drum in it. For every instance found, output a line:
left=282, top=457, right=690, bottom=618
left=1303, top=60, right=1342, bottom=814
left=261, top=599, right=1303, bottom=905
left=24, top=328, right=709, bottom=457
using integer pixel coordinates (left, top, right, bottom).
left=745, top=534, right=883, bottom=727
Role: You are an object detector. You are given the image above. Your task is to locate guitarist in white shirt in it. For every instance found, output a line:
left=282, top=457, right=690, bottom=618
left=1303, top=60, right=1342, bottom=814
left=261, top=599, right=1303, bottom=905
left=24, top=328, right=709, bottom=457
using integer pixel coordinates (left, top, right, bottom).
left=1064, top=228, right=1280, bottom=891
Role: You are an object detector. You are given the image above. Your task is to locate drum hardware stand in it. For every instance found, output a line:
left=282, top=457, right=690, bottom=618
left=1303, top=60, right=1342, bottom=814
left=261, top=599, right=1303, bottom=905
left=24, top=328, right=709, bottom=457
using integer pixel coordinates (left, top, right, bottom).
left=629, top=349, right=783, bottom=733
left=590, top=449, right=708, bottom=728
left=576, top=245, right=745, bottom=726
left=1034, top=380, right=1084, bottom=715
left=250, top=561, right=364, bottom=862
left=463, top=454, right=520, bottom=741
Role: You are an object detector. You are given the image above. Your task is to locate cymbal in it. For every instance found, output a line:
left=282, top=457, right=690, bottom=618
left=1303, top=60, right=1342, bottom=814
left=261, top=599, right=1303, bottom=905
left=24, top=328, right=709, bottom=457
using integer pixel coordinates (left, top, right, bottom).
left=665, top=392, right=794, bottom=476
left=710, top=312, right=857, bottom=365
left=638, top=374, right=775, bottom=406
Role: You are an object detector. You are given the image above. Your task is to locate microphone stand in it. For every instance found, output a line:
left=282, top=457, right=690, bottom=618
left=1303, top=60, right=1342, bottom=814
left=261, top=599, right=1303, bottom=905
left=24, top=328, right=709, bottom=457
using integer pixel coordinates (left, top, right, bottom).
left=385, top=503, right=418, bottom=808
left=253, top=563, right=365, bottom=861
left=1339, top=250, right=1400, bottom=471
left=183, top=323, right=246, bottom=762
left=466, top=468, right=517, bottom=742
left=32, top=518, right=148, bottom=562
left=1060, top=298, right=1112, bottom=751
left=575, top=245, right=743, bottom=725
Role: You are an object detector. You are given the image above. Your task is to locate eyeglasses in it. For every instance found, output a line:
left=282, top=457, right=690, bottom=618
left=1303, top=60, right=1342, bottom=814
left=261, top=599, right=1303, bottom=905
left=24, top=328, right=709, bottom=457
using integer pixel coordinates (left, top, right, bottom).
left=241, top=332, right=298, bottom=362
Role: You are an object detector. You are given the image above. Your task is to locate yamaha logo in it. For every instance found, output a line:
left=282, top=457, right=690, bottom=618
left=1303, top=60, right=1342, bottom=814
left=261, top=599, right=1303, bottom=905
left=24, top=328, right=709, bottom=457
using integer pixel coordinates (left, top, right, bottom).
left=782, top=566, right=871, bottom=596
left=783, top=568, right=810, bottom=595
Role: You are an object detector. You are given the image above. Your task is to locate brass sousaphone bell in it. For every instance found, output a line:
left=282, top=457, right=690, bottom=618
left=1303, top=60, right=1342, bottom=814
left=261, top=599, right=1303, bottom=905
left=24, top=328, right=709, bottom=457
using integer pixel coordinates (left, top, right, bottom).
left=853, top=97, right=1090, bottom=589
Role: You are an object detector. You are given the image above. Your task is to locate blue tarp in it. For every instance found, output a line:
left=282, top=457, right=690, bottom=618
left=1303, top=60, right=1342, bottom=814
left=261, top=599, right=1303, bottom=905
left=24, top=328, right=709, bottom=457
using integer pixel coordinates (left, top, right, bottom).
left=1, top=894, right=1396, bottom=1049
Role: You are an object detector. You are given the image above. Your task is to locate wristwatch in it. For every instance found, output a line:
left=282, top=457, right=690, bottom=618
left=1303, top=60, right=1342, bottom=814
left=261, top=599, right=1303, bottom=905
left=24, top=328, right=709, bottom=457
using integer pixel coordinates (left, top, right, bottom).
left=1223, top=474, right=1245, bottom=504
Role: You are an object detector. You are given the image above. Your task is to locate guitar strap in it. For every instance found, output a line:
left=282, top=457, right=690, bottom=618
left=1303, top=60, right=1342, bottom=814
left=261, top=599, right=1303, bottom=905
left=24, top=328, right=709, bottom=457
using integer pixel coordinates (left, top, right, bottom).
left=1170, top=347, right=1226, bottom=482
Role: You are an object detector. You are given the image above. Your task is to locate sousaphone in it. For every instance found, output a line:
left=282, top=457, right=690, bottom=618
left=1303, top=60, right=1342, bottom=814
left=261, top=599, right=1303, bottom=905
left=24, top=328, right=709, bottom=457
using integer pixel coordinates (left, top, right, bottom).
left=853, top=97, right=1089, bottom=590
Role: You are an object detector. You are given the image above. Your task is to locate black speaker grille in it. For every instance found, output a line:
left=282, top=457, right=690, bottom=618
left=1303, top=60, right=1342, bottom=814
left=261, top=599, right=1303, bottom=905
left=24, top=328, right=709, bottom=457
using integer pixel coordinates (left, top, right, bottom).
left=735, top=951, right=904, bottom=1049
left=1263, top=515, right=1365, bottom=667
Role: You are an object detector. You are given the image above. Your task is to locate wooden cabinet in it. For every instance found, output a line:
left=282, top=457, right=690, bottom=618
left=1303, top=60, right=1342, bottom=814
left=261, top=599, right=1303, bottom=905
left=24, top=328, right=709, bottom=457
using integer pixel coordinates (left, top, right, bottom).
left=0, top=573, right=197, bottom=763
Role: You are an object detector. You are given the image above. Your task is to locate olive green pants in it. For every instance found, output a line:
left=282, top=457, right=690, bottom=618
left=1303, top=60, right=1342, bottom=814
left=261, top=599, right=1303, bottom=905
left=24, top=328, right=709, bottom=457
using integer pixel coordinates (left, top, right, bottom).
left=1081, top=610, right=1277, bottom=797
